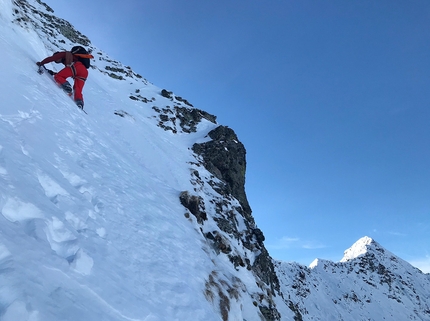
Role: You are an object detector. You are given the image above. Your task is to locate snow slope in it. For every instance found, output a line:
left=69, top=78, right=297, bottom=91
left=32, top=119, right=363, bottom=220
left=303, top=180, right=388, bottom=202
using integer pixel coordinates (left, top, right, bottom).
left=1, top=1, right=294, bottom=320
left=1, top=1, right=429, bottom=321
left=0, top=2, right=229, bottom=320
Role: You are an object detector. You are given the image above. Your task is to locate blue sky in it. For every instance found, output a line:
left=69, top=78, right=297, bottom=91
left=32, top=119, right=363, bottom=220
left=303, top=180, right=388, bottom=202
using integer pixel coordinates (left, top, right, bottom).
left=50, top=0, right=430, bottom=271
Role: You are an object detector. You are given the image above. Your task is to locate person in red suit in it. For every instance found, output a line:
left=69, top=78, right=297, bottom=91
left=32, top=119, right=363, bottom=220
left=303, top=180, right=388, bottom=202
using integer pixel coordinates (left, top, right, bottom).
left=37, top=47, right=92, bottom=109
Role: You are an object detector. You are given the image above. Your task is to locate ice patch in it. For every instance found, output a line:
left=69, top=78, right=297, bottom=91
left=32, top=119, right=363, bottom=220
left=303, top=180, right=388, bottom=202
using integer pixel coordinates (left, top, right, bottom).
left=1, top=197, right=44, bottom=222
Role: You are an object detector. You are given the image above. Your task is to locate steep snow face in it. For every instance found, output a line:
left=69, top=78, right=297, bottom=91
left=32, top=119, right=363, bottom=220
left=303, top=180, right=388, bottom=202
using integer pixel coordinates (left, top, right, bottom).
left=0, top=5, right=218, bottom=321
left=0, top=1, right=291, bottom=320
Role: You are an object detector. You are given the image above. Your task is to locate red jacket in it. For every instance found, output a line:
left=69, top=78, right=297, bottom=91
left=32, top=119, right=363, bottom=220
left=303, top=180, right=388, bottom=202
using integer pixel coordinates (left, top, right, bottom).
left=39, top=51, right=77, bottom=67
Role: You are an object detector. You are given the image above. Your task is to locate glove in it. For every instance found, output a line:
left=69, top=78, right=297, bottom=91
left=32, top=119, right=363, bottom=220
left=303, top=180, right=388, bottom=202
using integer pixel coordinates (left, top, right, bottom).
left=36, top=62, right=42, bottom=66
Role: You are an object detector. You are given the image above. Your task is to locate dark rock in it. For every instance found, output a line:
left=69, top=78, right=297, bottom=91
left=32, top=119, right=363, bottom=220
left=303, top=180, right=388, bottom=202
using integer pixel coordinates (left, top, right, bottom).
left=179, top=191, right=207, bottom=224
left=253, top=227, right=265, bottom=244
left=259, top=305, right=281, bottom=321
left=253, top=247, right=280, bottom=293
left=161, top=89, right=173, bottom=99
left=192, top=125, right=281, bottom=306
left=153, top=105, right=216, bottom=133
left=192, top=125, right=251, bottom=219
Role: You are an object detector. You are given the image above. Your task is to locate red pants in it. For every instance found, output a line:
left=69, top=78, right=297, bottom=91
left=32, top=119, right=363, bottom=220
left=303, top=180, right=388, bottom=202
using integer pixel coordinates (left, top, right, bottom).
left=54, top=62, right=88, bottom=101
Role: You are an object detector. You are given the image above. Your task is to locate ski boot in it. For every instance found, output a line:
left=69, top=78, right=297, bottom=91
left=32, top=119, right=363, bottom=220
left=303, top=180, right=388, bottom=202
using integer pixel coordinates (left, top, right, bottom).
left=61, top=81, right=73, bottom=96
left=75, top=99, right=84, bottom=110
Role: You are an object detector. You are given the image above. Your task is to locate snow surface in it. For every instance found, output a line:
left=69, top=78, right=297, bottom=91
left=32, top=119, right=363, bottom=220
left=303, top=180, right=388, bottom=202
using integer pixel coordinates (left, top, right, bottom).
left=0, top=3, right=224, bottom=320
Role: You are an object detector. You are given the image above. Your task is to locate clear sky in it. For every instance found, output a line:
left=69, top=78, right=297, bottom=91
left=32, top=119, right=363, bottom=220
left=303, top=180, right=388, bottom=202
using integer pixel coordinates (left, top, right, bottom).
left=50, top=0, right=430, bottom=272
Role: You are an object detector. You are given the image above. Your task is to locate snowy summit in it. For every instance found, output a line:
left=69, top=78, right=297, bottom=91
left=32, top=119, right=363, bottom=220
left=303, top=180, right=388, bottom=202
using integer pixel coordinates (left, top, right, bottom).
left=340, top=235, right=375, bottom=262
left=0, top=1, right=429, bottom=320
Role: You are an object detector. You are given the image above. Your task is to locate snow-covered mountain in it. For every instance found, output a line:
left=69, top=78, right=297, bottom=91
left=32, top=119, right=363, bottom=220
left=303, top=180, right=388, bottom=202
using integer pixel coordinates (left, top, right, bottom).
left=0, top=1, right=429, bottom=320
left=277, top=236, right=430, bottom=320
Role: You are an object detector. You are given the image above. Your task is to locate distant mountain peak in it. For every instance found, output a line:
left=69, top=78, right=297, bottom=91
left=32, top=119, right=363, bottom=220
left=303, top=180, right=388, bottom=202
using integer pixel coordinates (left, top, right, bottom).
left=340, top=236, right=377, bottom=262
left=276, top=236, right=430, bottom=321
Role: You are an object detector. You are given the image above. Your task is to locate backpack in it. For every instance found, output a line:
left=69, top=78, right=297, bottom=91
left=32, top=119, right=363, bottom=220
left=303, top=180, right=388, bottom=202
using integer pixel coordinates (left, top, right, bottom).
left=71, top=46, right=93, bottom=69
